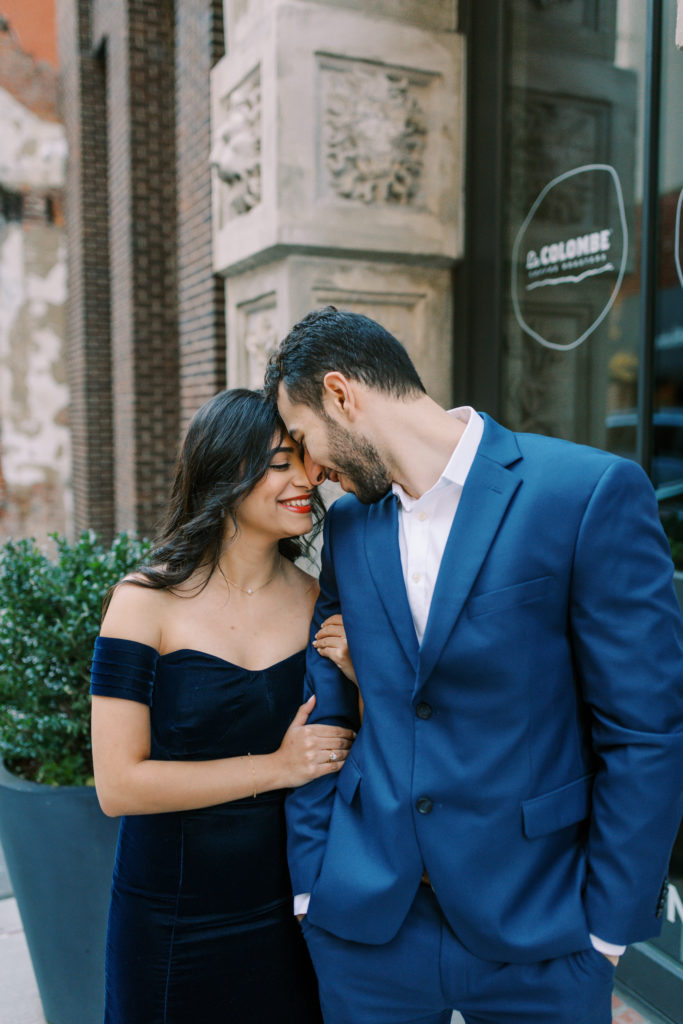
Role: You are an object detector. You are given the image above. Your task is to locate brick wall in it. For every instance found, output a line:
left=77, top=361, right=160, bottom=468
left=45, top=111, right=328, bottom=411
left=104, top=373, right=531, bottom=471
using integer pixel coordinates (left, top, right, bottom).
left=96, top=0, right=180, bottom=536
left=59, top=0, right=180, bottom=540
left=57, top=0, right=114, bottom=539
left=58, top=0, right=227, bottom=540
left=175, top=0, right=226, bottom=434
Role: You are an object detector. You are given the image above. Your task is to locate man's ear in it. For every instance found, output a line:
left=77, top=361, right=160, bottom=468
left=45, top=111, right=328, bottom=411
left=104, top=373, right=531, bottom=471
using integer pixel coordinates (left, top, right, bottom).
left=322, top=372, right=357, bottom=421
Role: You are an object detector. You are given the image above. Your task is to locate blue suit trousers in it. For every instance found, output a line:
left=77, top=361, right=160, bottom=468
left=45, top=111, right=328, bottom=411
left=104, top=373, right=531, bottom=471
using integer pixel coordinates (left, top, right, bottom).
left=301, top=885, right=615, bottom=1024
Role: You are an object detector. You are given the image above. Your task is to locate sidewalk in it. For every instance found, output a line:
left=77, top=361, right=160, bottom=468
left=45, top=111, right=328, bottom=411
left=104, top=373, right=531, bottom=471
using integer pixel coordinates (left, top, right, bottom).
left=0, top=880, right=672, bottom=1024
left=0, top=897, right=45, bottom=1024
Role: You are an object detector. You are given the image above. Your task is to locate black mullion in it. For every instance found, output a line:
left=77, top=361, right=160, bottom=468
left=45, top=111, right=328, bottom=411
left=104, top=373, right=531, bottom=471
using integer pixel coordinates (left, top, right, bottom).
left=453, top=0, right=507, bottom=415
left=636, top=0, right=663, bottom=476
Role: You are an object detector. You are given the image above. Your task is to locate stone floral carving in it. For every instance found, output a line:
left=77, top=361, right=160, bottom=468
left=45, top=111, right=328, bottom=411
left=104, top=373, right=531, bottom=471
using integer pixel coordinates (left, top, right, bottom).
left=244, top=307, right=278, bottom=389
left=322, top=63, right=428, bottom=206
left=211, top=67, right=261, bottom=222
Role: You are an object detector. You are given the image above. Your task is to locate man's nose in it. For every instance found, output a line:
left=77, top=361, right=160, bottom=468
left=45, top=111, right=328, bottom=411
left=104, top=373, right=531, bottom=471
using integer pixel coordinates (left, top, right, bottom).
left=303, top=450, right=327, bottom=486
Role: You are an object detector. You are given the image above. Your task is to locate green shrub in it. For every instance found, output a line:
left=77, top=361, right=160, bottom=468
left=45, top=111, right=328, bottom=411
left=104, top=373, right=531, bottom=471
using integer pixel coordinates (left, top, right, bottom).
left=0, top=531, right=151, bottom=786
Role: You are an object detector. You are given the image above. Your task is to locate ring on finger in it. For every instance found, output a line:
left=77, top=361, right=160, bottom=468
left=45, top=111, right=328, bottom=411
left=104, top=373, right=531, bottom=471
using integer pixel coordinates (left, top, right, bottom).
left=328, top=751, right=338, bottom=763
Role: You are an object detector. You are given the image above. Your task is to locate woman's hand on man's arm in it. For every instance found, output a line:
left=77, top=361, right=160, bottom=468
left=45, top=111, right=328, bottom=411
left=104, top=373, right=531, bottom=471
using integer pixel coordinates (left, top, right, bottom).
left=314, top=614, right=357, bottom=686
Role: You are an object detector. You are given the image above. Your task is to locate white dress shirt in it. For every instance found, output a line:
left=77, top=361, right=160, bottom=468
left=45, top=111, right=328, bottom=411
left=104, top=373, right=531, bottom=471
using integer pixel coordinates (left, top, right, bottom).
left=393, top=407, right=483, bottom=644
left=297, top=406, right=624, bottom=957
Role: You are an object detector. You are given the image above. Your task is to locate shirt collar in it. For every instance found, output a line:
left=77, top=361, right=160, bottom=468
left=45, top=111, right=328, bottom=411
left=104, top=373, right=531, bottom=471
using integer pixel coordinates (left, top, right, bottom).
left=392, top=407, right=484, bottom=511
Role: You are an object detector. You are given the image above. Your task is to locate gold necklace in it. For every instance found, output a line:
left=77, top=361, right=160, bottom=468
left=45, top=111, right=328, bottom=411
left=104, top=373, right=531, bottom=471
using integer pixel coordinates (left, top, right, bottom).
left=221, top=555, right=282, bottom=596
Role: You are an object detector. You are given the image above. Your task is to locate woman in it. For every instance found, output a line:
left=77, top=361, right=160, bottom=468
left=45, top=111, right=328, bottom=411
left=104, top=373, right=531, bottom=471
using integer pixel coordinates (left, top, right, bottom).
left=90, top=389, right=356, bottom=1024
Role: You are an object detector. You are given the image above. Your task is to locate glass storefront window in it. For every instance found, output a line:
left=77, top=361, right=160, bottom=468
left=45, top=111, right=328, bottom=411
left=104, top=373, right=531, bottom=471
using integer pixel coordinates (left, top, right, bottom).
left=654, top=0, right=683, bottom=577
left=649, top=0, right=683, bottom=981
left=502, top=1, right=648, bottom=457
left=493, top=0, right=683, bottom=1010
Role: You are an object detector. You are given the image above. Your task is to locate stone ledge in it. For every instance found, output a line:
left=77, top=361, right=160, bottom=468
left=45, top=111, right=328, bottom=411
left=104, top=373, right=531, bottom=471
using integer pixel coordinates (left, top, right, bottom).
left=211, top=1, right=464, bottom=273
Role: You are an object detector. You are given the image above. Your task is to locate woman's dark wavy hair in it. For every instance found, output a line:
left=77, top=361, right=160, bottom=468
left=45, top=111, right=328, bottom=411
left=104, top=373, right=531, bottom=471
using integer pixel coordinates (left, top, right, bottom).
left=127, top=389, right=324, bottom=594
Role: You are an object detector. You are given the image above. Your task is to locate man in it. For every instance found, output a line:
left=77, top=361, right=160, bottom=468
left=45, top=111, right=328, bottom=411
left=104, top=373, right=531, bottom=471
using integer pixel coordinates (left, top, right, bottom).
left=264, top=306, right=683, bottom=1024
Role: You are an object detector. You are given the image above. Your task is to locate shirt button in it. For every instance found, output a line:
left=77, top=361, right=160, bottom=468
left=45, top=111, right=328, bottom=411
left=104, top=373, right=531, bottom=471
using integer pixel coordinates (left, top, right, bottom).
left=418, top=512, right=428, bottom=522
left=416, top=702, right=432, bottom=720
left=412, top=572, right=421, bottom=583
left=416, top=797, right=433, bottom=815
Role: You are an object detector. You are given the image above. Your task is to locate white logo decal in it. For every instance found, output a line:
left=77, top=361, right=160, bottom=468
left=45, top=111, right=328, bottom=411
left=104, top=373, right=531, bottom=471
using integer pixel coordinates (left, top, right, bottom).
left=511, top=164, right=628, bottom=351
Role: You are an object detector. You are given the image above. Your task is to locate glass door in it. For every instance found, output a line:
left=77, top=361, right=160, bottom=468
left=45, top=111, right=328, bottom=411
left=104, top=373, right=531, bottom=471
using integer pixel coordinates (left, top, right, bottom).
left=647, top=0, right=683, bottom=1006
left=501, top=0, right=647, bottom=455
left=459, top=1, right=683, bottom=1016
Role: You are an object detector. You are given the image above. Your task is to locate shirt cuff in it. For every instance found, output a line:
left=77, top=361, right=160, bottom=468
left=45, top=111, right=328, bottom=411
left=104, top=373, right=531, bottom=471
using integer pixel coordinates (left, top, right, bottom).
left=294, top=893, right=311, bottom=916
left=589, top=934, right=626, bottom=957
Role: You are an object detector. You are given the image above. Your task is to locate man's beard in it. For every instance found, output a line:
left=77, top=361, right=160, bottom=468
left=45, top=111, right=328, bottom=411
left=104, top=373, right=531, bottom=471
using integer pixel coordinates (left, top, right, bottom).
left=325, top=418, right=392, bottom=505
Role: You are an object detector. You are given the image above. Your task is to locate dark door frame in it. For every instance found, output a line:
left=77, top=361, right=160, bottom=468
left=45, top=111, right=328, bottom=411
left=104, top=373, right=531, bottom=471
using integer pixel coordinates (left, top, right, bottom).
left=456, top=1, right=682, bottom=1018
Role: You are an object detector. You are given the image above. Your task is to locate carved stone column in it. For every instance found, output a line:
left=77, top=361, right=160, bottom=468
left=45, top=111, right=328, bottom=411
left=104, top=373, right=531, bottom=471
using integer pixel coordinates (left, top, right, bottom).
left=211, top=0, right=463, bottom=405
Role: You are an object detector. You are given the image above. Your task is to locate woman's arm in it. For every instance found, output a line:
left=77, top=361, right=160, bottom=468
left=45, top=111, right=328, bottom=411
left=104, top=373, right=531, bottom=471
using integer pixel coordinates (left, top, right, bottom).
left=91, top=583, right=353, bottom=817
left=91, top=693, right=344, bottom=817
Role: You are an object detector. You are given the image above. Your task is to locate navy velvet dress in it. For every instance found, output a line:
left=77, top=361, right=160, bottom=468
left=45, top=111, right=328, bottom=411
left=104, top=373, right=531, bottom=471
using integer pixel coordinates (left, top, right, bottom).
left=90, top=636, right=323, bottom=1024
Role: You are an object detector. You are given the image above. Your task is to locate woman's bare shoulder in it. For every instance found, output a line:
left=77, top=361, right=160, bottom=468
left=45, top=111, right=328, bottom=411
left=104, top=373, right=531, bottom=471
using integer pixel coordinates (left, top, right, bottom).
left=100, top=574, right=170, bottom=649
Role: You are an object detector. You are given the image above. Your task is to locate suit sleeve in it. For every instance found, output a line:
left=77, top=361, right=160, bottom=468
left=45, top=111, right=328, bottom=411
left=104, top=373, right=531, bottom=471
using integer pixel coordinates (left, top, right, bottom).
left=285, top=503, right=362, bottom=896
left=570, top=457, right=683, bottom=944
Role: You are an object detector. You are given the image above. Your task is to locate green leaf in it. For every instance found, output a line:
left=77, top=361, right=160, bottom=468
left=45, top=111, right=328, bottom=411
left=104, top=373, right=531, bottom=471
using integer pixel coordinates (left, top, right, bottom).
left=0, top=531, right=152, bottom=786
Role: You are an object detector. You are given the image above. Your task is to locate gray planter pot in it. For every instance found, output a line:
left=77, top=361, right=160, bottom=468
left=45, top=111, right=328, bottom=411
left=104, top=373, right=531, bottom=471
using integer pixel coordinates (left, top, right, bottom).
left=0, top=762, right=119, bottom=1024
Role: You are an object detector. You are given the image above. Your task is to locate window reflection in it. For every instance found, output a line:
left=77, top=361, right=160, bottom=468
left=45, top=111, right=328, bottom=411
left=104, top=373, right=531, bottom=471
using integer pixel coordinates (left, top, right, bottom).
left=651, top=0, right=683, bottom=971
left=653, top=0, right=683, bottom=594
left=504, top=0, right=646, bottom=452
left=501, top=0, right=683, bottom=975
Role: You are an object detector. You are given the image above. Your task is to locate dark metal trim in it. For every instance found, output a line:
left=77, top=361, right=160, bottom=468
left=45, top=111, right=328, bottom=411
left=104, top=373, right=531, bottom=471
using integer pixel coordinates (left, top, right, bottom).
left=452, top=0, right=508, bottom=415
left=636, top=0, right=663, bottom=474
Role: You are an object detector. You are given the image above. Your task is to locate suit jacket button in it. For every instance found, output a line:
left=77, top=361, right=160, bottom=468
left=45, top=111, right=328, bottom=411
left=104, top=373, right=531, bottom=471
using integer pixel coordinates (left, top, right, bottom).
left=416, top=702, right=432, bottom=719
left=416, top=796, right=433, bottom=814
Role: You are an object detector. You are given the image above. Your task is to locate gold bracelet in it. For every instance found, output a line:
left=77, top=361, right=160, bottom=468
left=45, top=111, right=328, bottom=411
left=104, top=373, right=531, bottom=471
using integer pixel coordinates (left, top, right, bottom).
left=247, top=752, right=257, bottom=799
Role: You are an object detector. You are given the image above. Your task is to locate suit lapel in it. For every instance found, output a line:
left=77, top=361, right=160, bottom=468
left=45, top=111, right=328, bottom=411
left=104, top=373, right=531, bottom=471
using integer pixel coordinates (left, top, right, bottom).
left=365, top=493, right=419, bottom=672
left=417, top=416, right=523, bottom=686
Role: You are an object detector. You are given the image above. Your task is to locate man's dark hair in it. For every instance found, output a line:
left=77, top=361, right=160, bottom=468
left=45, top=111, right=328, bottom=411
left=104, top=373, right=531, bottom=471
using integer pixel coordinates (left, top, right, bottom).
left=264, top=306, right=426, bottom=412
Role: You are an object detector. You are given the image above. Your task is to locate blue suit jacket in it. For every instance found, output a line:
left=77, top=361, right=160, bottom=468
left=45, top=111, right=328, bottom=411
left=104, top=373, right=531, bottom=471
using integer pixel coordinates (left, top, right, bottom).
left=285, top=415, right=683, bottom=963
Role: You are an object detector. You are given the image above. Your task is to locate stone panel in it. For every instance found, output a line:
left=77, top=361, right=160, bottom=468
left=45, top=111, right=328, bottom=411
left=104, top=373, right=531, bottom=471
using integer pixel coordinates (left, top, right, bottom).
left=223, top=0, right=457, bottom=49
left=319, top=55, right=432, bottom=209
left=212, top=64, right=262, bottom=225
left=211, top=1, right=464, bottom=274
